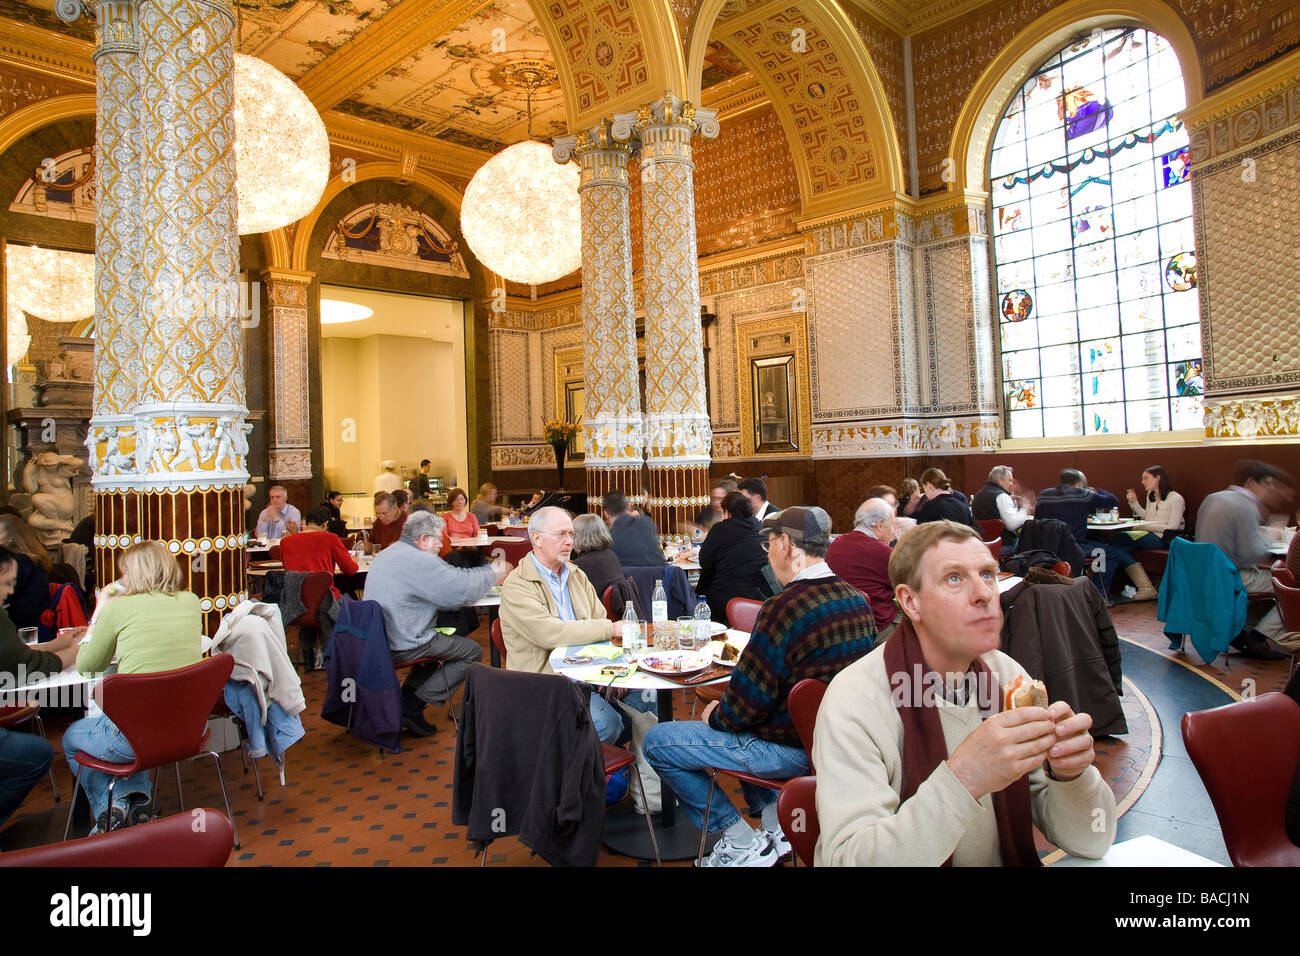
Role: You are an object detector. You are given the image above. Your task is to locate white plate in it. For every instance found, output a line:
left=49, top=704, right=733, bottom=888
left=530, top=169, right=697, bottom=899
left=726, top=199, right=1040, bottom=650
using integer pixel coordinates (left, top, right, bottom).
left=637, top=652, right=712, bottom=676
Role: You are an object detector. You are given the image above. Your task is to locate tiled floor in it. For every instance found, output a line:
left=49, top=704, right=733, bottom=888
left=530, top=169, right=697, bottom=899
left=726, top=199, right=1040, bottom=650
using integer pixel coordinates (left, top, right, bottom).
left=2, top=599, right=1291, bottom=865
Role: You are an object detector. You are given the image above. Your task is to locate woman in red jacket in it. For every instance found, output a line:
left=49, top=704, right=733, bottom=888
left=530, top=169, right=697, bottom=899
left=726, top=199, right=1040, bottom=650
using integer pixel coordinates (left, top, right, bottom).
left=279, top=508, right=359, bottom=597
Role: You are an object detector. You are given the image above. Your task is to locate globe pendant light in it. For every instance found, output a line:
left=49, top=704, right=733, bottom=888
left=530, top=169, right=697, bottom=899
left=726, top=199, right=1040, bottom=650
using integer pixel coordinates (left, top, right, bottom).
left=233, top=53, right=330, bottom=236
left=459, top=69, right=580, bottom=285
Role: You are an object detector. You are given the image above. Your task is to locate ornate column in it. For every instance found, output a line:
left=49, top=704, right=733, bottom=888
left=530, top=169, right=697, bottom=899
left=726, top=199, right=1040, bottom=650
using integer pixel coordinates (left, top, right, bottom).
left=134, top=0, right=251, bottom=634
left=60, top=0, right=144, bottom=589
left=553, top=122, right=643, bottom=512
left=261, top=268, right=314, bottom=501
left=615, top=95, right=718, bottom=544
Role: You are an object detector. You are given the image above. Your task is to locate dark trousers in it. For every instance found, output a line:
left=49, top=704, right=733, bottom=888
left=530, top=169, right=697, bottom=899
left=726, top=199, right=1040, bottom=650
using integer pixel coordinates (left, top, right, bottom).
left=0, top=728, right=53, bottom=827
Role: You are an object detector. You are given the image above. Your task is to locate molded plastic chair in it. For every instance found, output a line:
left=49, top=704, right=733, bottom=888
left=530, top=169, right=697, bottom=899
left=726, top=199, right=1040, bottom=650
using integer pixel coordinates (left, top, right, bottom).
left=1181, top=693, right=1300, bottom=866
left=288, top=571, right=334, bottom=670
left=62, top=654, right=241, bottom=847
left=984, top=538, right=1002, bottom=562
left=776, top=776, right=819, bottom=866
left=1271, top=574, right=1300, bottom=676
left=485, top=538, right=533, bottom=568
left=503, top=526, right=529, bottom=539
left=490, top=618, right=507, bottom=667
left=697, top=676, right=829, bottom=866
left=601, top=585, right=617, bottom=622
left=725, top=597, right=762, bottom=632
left=977, top=518, right=1004, bottom=542
left=1, top=809, right=235, bottom=868
left=1051, top=561, right=1072, bottom=577
left=0, top=703, right=59, bottom=801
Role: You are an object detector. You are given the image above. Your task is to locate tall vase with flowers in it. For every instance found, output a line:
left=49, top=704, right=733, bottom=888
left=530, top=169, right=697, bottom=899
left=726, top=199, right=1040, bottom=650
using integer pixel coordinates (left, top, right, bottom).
left=543, top=418, right=578, bottom=492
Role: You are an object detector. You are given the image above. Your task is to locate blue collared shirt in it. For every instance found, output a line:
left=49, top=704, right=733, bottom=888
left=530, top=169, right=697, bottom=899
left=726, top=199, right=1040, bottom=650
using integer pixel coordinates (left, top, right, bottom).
left=536, top=561, right=576, bottom=621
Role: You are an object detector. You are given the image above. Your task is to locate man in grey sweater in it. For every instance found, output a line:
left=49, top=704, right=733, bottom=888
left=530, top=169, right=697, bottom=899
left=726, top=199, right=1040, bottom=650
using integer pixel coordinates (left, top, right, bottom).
left=364, top=510, right=507, bottom=735
left=1196, top=459, right=1295, bottom=659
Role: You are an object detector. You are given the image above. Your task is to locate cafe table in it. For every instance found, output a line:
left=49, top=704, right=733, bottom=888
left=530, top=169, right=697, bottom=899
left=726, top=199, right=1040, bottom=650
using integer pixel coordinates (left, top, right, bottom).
left=1053, top=834, right=1223, bottom=867
left=547, top=631, right=732, bottom=861
left=450, top=535, right=518, bottom=548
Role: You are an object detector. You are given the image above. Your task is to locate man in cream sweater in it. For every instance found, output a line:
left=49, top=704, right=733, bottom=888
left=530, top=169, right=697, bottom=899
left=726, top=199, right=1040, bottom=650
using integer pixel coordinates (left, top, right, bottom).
left=813, top=520, right=1116, bottom=866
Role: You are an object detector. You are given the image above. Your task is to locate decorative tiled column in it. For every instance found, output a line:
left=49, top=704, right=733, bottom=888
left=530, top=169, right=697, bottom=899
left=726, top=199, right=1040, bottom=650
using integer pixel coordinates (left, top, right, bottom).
left=133, top=0, right=251, bottom=635
left=553, top=122, right=643, bottom=512
left=262, top=269, right=314, bottom=487
left=63, top=0, right=144, bottom=589
left=616, top=95, right=718, bottom=544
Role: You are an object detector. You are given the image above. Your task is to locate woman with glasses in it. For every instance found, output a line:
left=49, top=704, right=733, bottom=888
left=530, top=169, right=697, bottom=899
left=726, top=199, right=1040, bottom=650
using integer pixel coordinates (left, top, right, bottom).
left=697, top=491, right=775, bottom=625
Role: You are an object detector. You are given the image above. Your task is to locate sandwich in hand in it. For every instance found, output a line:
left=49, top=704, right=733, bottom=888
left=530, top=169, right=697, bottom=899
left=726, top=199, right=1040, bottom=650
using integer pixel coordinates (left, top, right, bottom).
left=1004, top=675, right=1049, bottom=710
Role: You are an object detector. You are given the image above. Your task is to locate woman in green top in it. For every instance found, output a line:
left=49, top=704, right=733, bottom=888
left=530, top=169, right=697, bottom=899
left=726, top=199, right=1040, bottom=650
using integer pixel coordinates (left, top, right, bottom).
left=63, top=541, right=202, bottom=833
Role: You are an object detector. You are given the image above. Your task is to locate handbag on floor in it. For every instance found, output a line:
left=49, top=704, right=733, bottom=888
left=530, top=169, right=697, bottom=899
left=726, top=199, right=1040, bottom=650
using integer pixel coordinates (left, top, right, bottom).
left=615, top=698, right=662, bottom=814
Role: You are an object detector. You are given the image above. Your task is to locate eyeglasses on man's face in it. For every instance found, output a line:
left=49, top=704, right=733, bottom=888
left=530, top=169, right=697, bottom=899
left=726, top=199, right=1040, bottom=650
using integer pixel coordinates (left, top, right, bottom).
left=760, top=532, right=786, bottom=553
left=534, top=530, right=576, bottom=541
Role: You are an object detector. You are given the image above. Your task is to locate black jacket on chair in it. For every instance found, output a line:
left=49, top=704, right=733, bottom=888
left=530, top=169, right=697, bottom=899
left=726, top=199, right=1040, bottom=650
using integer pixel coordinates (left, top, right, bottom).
left=1017, top=518, right=1087, bottom=577
left=453, top=664, right=605, bottom=866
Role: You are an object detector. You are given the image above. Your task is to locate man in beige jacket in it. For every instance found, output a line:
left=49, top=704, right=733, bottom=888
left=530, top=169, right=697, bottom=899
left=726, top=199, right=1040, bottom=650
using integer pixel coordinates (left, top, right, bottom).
left=498, top=506, right=630, bottom=743
left=813, top=520, right=1116, bottom=866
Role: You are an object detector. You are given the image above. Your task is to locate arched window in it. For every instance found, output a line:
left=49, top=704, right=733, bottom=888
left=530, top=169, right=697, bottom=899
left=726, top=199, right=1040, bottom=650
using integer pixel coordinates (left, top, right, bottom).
left=989, top=27, right=1201, bottom=439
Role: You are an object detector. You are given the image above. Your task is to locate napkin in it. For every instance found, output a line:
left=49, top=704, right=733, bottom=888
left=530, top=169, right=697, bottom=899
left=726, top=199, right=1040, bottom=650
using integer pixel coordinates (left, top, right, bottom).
left=576, top=643, right=623, bottom=660
left=568, top=663, right=639, bottom=684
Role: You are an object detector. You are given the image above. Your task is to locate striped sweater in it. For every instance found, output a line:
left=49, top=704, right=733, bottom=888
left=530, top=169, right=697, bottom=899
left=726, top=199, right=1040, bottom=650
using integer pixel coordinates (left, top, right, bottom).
left=710, top=575, right=876, bottom=748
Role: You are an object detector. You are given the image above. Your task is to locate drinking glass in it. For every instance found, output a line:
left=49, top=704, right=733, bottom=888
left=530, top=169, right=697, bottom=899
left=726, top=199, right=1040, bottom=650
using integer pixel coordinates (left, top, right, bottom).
left=19, top=627, right=38, bottom=646
left=676, top=616, right=696, bottom=651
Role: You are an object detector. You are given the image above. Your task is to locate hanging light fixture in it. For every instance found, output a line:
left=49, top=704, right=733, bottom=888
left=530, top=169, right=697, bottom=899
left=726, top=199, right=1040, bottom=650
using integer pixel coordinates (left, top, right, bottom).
left=459, top=62, right=580, bottom=286
left=233, top=53, right=330, bottom=235
left=5, top=245, right=93, bottom=323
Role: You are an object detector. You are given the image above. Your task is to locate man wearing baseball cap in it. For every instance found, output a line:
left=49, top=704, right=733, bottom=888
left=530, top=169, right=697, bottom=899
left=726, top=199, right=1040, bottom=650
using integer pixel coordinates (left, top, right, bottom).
left=642, top=505, right=877, bottom=866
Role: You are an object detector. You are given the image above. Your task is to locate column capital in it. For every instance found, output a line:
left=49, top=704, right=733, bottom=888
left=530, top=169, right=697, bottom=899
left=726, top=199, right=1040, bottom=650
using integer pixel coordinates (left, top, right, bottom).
left=625, top=93, right=719, bottom=141
left=554, top=119, right=639, bottom=164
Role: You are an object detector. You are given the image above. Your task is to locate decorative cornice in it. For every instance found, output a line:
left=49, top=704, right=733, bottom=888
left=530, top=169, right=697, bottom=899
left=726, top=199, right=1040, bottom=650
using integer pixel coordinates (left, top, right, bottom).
left=701, top=71, right=769, bottom=120
left=1180, top=46, right=1300, bottom=131
left=0, top=19, right=94, bottom=85
left=322, top=109, right=492, bottom=182
left=295, top=0, right=495, bottom=111
left=698, top=235, right=806, bottom=275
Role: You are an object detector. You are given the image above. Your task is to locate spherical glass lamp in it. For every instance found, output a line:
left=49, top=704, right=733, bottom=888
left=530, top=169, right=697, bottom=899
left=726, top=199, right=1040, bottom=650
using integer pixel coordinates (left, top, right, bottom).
left=234, top=53, right=330, bottom=236
left=459, top=140, right=581, bottom=285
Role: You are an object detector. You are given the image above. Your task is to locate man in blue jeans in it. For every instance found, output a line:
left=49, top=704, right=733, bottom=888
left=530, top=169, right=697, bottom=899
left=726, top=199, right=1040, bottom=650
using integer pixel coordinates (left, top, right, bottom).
left=643, top=506, right=877, bottom=866
left=0, top=728, right=53, bottom=829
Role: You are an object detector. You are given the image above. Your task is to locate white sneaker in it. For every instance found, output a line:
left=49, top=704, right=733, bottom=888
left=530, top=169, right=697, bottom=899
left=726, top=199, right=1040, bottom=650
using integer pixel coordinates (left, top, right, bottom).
left=766, top=826, right=793, bottom=860
left=698, top=829, right=779, bottom=867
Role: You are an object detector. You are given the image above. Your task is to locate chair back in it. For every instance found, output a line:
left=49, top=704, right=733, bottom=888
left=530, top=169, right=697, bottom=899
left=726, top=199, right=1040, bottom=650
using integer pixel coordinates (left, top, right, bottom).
left=1181, top=693, right=1300, bottom=866
left=787, top=679, right=828, bottom=761
left=0, top=809, right=235, bottom=867
left=1272, top=575, right=1300, bottom=630
left=294, top=571, right=335, bottom=627
left=487, top=538, right=533, bottom=568
left=776, top=776, right=819, bottom=866
left=97, top=654, right=235, bottom=771
left=503, top=526, right=529, bottom=539
left=726, top=597, right=762, bottom=632
left=984, top=538, right=1001, bottom=562
left=268, top=544, right=282, bottom=561
left=977, top=518, right=1004, bottom=541
left=601, top=585, right=617, bottom=621
left=490, top=618, right=507, bottom=666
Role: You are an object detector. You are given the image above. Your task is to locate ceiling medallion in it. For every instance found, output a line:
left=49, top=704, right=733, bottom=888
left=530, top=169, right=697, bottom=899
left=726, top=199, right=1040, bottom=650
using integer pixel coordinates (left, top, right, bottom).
left=490, top=58, right=561, bottom=94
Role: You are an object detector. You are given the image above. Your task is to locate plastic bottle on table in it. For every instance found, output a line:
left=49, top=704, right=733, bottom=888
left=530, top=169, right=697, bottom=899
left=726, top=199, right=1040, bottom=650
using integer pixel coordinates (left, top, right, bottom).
left=651, top=579, right=668, bottom=625
left=621, top=602, right=643, bottom=653
left=694, top=597, right=712, bottom=639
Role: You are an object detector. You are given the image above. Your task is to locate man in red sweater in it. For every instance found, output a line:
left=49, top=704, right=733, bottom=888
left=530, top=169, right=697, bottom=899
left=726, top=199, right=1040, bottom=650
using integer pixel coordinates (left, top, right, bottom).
left=368, top=492, right=406, bottom=554
left=280, top=508, right=359, bottom=597
left=826, top=497, right=899, bottom=636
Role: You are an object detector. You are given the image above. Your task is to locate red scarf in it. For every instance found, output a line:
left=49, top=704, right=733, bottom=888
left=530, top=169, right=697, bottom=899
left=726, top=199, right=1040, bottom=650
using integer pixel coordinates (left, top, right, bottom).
left=883, top=617, right=1041, bottom=867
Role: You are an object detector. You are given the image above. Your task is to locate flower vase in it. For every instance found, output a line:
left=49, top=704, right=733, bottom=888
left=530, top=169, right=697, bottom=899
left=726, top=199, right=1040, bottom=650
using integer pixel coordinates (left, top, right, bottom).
left=551, top=440, right=567, bottom=491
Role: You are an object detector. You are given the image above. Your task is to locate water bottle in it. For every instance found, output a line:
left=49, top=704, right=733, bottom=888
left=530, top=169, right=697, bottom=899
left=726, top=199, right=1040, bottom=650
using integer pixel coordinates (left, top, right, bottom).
left=693, top=526, right=704, bottom=546
left=621, top=602, right=643, bottom=653
left=694, top=597, right=712, bottom=636
left=651, top=579, right=668, bottom=625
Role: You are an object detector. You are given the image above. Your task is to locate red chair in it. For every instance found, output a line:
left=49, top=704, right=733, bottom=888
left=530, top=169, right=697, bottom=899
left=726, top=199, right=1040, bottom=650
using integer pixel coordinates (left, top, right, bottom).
left=490, top=618, right=507, bottom=667
left=983, top=539, right=1001, bottom=562
left=976, top=518, right=1004, bottom=542
left=725, top=598, right=762, bottom=632
left=600, top=745, right=661, bottom=866
left=776, top=776, right=819, bottom=866
left=1181, top=693, right=1300, bottom=866
left=1271, top=574, right=1300, bottom=676
left=1, top=809, right=235, bottom=867
left=268, top=544, right=282, bottom=561
left=0, top=703, right=59, bottom=801
left=486, top=538, right=533, bottom=568
left=697, top=676, right=829, bottom=866
left=601, top=585, right=617, bottom=621
left=503, top=526, right=529, bottom=539
left=62, top=654, right=242, bottom=847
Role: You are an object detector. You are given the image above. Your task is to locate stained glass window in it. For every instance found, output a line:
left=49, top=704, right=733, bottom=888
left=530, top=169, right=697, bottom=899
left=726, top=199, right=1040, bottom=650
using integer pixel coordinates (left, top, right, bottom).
left=989, top=28, right=1202, bottom=439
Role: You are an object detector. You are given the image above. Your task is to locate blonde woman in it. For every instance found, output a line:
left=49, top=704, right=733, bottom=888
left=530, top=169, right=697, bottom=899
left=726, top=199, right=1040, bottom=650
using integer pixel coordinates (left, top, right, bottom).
left=62, top=541, right=202, bottom=833
left=0, top=514, right=52, bottom=639
left=471, top=483, right=507, bottom=524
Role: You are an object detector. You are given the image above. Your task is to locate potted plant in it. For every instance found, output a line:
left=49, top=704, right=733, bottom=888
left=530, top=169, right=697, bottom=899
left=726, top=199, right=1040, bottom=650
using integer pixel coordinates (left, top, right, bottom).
left=542, top=418, right=579, bottom=491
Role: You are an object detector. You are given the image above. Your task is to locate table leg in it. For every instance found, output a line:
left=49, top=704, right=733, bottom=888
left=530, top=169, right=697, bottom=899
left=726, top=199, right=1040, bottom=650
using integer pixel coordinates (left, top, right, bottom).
left=485, top=607, right=501, bottom=668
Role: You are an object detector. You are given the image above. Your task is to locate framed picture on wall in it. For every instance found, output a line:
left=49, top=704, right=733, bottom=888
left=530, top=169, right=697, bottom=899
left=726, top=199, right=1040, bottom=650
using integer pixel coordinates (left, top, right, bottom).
left=751, top=355, right=797, bottom=454
left=564, top=381, right=585, bottom=459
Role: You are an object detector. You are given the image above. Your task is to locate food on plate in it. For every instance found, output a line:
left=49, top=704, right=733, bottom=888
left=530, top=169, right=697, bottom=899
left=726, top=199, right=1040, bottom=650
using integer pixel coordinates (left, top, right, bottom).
left=1004, top=675, right=1049, bottom=710
left=720, top=642, right=741, bottom=663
